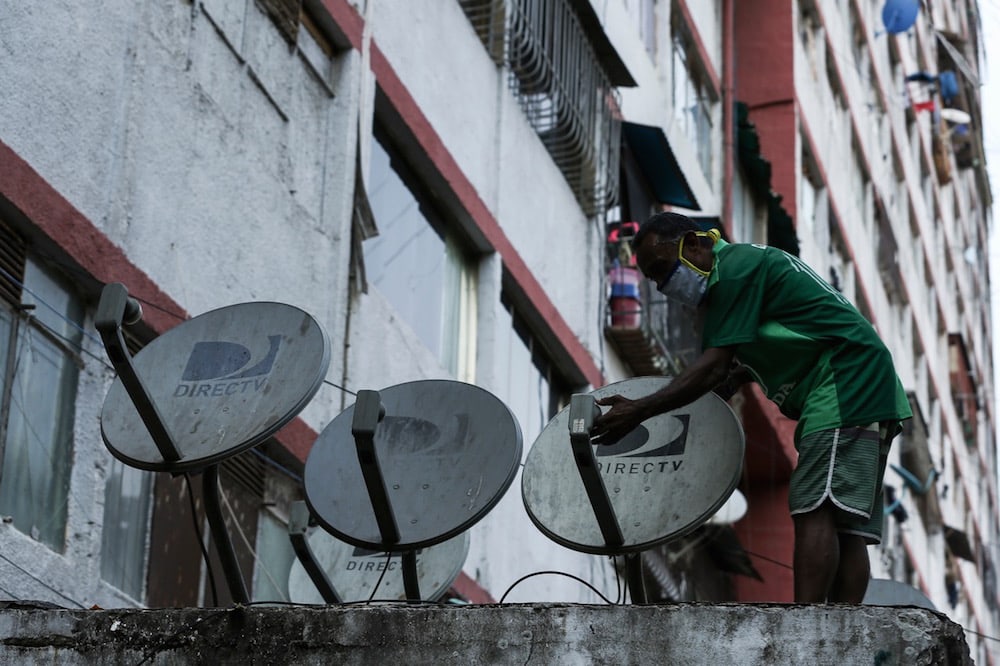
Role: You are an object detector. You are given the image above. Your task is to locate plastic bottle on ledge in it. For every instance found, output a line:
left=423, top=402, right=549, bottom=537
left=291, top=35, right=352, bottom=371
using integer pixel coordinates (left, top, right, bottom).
left=608, top=261, right=641, bottom=329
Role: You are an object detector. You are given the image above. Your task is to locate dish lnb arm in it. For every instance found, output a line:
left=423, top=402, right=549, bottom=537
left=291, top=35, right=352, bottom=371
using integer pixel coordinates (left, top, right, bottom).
left=569, top=394, right=624, bottom=547
left=95, top=282, right=181, bottom=463
left=352, top=390, right=399, bottom=545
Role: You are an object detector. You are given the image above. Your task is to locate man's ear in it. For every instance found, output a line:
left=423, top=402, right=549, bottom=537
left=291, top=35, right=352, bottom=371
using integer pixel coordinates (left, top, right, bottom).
left=685, top=231, right=707, bottom=255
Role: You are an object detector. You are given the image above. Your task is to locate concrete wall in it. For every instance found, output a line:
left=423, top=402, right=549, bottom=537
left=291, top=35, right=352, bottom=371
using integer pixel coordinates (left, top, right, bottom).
left=0, top=603, right=973, bottom=665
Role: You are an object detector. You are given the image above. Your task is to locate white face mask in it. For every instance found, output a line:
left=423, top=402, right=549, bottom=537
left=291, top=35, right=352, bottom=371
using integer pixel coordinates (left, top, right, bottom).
left=657, top=261, right=708, bottom=307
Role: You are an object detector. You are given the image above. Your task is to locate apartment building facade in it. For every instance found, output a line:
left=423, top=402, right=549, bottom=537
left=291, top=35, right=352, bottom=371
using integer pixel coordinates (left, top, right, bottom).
left=0, top=0, right=995, bottom=659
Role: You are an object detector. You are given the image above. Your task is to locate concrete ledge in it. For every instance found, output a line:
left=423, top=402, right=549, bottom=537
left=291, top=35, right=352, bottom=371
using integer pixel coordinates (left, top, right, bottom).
left=0, top=602, right=971, bottom=664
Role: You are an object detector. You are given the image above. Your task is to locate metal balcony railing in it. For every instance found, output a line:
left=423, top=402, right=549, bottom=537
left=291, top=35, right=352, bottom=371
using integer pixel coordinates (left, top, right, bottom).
left=459, top=0, right=620, bottom=217
left=603, top=222, right=701, bottom=377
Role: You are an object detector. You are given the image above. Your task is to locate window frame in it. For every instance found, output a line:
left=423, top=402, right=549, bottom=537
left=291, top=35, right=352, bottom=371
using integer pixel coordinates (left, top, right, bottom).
left=0, top=255, right=84, bottom=554
left=362, top=121, right=479, bottom=380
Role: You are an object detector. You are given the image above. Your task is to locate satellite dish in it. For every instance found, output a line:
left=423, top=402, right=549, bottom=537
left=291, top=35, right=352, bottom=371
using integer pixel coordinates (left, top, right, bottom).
left=97, top=284, right=332, bottom=605
left=521, top=377, right=745, bottom=555
left=863, top=579, right=937, bottom=610
left=708, top=488, right=748, bottom=525
left=940, top=108, right=971, bottom=125
left=287, top=529, right=469, bottom=603
left=101, top=301, right=331, bottom=471
left=304, top=380, right=522, bottom=551
left=881, top=0, right=920, bottom=34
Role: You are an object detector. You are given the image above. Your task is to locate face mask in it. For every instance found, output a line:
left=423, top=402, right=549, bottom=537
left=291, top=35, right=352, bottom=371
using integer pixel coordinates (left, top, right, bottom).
left=657, top=262, right=708, bottom=307
left=655, top=230, right=715, bottom=306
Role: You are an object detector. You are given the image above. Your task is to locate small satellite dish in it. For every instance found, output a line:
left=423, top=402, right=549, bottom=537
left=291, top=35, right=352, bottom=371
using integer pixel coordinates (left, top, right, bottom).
left=940, top=108, right=971, bottom=125
left=304, top=380, right=522, bottom=551
left=863, top=579, right=937, bottom=610
left=101, top=302, right=331, bottom=471
left=521, top=377, right=744, bottom=554
left=287, top=529, right=469, bottom=603
left=881, top=0, right=920, bottom=34
left=708, top=488, right=748, bottom=525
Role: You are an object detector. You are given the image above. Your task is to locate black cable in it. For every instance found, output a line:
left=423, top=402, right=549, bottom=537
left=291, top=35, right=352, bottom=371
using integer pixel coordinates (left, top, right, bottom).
left=964, top=627, right=1000, bottom=644
left=367, top=551, right=394, bottom=602
left=323, top=379, right=357, bottom=396
left=248, top=448, right=302, bottom=484
left=0, top=551, right=85, bottom=609
left=336, top=597, right=452, bottom=606
left=0, top=583, right=20, bottom=600
left=182, top=473, right=218, bottom=607
left=745, top=549, right=794, bottom=570
left=497, top=571, right=617, bottom=605
left=26, top=313, right=115, bottom=370
left=129, top=294, right=187, bottom=323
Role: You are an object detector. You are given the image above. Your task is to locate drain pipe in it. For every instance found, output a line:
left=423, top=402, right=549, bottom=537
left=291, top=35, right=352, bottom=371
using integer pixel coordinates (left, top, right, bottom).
left=722, top=0, right=735, bottom=238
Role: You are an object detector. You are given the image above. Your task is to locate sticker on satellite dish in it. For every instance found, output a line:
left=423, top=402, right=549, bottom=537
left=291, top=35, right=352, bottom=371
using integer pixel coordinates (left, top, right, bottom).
left=287, top=529, right=469, bottom=603
left=101, top=302, right=330, bottom=471
left=521, top=377, right=744, bottom=555
left=172, top=336, right=282, bottom=398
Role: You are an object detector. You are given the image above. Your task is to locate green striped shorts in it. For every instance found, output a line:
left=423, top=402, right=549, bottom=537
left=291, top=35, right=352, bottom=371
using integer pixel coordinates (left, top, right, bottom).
left=788, top=423, right=895, bottom=544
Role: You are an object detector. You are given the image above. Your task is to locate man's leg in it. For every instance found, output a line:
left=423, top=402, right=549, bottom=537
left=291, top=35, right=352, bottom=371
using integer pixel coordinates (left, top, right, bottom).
left=829, top=533, right=870, bottom=603
left=792, top=501, right=839, bottom=602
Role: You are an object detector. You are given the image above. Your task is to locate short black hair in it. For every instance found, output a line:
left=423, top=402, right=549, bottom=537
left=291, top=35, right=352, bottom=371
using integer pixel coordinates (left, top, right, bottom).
left=633, top=211, right=700, bottom=248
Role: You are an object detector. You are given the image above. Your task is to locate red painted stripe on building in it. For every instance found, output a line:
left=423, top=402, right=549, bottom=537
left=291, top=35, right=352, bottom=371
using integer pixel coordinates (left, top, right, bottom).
left=0, top=140, right=185, bottom=335
left=317, top=0, right=363, bottom=50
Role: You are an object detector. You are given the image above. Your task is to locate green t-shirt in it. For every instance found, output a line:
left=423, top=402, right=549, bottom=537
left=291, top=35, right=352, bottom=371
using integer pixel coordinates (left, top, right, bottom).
left=702, top=241, right=912, bottom=439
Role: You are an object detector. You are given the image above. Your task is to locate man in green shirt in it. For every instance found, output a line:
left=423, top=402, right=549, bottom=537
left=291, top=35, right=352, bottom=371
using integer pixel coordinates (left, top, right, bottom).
left=593, top=212, right=911, bottom=603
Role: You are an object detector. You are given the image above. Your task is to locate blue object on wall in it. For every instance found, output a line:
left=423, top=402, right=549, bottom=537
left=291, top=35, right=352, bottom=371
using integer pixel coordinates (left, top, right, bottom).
left=882, top=0, right=920, bottom=34
left=938, top=70, right=959, bottom=102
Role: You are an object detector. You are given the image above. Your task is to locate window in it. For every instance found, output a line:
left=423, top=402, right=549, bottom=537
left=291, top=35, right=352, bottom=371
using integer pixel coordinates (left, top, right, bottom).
left=0, top=255, right=82, bottom=552
left=100, top=458, right=153, bottom=600
left=671, top=27, right=713, bottom=179
left=627, top=0, right=658, bottom=56
left=494, top=293, right=570, bottom=443
left=364, top=126, right=477, bottom=379
left=252, top=509, right=296, bottom=602
left=798, top=149, right=829, bottom=274
left=459, top=0, right=623, bottom=217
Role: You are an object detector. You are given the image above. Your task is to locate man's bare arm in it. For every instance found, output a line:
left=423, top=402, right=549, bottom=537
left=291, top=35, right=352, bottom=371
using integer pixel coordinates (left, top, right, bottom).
left=591, top=346, right=736, bottom=445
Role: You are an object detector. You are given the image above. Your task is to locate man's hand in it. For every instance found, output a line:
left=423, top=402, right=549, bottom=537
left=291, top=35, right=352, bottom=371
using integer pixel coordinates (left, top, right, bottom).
left=591, top=394, right=649, bottom=445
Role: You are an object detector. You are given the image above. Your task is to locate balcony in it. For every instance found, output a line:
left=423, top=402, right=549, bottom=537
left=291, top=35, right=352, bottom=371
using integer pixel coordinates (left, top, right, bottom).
left=603, top=222, right=703, bottom=378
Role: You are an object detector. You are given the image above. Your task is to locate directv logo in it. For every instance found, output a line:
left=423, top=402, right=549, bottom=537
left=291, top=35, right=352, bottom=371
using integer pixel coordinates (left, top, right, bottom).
left=345, top=546, right=423, bottom=573
left=172, top=336, right=281, bottom=398
left=595, top=414, right=690, bottom=475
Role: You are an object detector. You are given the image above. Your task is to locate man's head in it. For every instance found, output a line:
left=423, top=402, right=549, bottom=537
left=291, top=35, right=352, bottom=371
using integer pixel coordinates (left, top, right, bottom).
left=633, top=212, right=716, bottom=291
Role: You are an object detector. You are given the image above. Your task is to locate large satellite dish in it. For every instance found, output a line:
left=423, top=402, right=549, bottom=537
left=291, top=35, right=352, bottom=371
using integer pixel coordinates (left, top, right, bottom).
left=304, top=380, right=522, bottom=551
left=299, top=379, right=521, bottom=601
left=96, top=283, right=331, bottom=604
left=287, top=523, right=469, bottom=603
left=521, top=377, right=744, bottom=601
left=522, top=377, right=744, bottom=554
left=101, top=299, right=330, bottom=471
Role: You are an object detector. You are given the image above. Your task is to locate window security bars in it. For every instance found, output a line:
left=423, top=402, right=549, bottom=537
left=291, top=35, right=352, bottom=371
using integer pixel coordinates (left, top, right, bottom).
left=460, top=0, right=621, bottom=218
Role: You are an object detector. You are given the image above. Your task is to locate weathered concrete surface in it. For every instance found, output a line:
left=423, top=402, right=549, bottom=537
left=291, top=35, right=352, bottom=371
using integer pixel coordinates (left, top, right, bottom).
left=0, top=602, right=971, bottom=665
